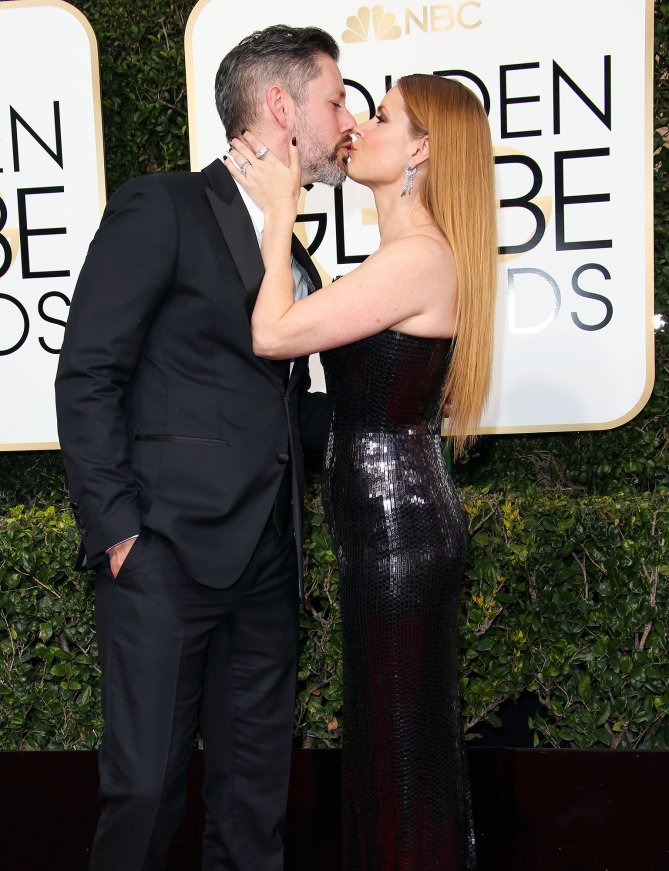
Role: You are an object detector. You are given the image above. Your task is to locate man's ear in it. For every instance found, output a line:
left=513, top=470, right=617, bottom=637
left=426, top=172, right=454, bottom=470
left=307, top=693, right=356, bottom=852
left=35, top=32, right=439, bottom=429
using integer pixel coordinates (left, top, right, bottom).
left=409, top=135, right=429, bottom=168
left=265, top=84, right=293, bottom=130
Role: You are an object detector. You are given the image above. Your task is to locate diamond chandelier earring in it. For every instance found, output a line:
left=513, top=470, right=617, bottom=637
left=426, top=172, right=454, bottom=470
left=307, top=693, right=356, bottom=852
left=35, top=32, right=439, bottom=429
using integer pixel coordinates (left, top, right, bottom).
left=401, top=162, right=418, bottom=197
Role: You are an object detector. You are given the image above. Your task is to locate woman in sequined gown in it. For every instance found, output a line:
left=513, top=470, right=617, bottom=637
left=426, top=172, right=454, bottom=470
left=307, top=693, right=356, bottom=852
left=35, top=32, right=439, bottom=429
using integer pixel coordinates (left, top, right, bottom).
left=226, top=74, right=497, bottom=870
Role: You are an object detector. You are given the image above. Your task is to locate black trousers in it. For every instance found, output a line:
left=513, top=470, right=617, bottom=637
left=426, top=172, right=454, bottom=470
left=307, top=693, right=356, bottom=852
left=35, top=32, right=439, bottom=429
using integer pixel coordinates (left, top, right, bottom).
left=90, top=517, right=299, bottom=871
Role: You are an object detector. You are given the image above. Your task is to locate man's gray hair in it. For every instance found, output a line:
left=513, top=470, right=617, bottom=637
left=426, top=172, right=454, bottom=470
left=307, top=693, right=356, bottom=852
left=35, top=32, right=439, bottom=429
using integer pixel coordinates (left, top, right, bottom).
left=215, top=25, right=340, bottom=141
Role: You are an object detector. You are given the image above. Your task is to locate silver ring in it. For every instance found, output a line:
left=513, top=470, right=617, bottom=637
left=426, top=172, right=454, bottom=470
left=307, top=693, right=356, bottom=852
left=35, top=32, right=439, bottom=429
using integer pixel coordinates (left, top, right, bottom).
left=255, top=146, right=269, bottom=159
left=239, top=160, right=251, bottom=176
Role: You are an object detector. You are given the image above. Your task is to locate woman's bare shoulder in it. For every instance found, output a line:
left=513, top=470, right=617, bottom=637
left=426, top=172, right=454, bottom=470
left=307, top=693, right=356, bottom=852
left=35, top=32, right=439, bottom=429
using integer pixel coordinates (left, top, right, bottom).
left=376, top=230, right=453, bottom=264
left=368, top=232, right=456, bottom=289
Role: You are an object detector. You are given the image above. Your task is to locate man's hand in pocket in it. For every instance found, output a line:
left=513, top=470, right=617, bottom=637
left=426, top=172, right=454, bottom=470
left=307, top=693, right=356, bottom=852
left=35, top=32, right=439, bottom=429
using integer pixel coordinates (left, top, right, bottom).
left=108, top=537, right=137, bottom=578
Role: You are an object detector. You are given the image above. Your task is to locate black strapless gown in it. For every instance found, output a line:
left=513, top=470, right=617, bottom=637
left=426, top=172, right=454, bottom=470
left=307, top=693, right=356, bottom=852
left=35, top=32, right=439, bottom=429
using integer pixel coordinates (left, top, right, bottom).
left=321, top=330, right=476, bottom=871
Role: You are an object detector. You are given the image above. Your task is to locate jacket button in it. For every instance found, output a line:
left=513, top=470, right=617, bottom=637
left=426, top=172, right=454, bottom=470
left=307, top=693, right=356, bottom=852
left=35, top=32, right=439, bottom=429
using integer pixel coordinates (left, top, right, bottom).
left=277, top=453, right=289, bottom=464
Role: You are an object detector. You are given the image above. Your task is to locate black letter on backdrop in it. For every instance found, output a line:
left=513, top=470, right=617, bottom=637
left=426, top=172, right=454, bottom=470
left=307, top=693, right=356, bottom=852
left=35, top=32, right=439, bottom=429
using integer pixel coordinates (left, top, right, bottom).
left=571, top=263, right=613, bottom=331
left=332, top=80, right=376, bottom=267
left=295, top=213, right=327, bottom=255
left=11, top=102, right=63, bottom=172
left=553, top=56, right=611, bottom=134
left=295, top=185, right=327, bottom=255
left=344, top=78, right=376, bottom=118
left=17, top=187, right=70, bottom=279
left=334, top=187, right=368, bottom=264
left=555, top=149, right=612, bottom=251
left=38, top=290, right=70, bottom=353
left=500, top=63, right=541, bottom=138
left=0, top=294, right=29, bottom=355
left=434, top=69, right=491, bottom=114
left=496, top=154, right=545, bottom=254
left=0, top=195, right=13, bottom=278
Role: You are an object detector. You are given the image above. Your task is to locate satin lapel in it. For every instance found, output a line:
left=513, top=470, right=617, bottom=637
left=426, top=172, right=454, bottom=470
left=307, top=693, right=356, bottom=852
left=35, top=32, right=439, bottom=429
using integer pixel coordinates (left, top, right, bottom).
left=287, top=355, right=309, bottom=395
left=203, top=161, right=319, bottom=393
left=202, top=160, right=286, bottom=385
left=287, top=234, right=320, bottom=395
left=291, top=234, right=322, bottom=290
left=202, top=160, right=264, bottom=319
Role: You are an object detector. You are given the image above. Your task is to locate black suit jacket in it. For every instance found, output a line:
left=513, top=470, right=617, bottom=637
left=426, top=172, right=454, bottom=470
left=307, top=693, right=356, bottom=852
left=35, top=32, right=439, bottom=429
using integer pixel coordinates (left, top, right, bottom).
left=55, top=159, right=328, bottom=598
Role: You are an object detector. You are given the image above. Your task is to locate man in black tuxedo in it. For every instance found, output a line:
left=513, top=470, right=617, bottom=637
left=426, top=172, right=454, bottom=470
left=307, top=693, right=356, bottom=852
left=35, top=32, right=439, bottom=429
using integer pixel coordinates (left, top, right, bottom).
left=55, top=25, right=354, bottom=870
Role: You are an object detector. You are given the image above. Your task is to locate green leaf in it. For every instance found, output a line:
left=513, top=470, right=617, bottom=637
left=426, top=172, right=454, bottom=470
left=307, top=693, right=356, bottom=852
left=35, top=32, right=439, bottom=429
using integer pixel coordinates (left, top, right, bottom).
left=595, top=701, right=611, bottom=726
left=578, top=676, right=592, bottom=703
left=595, top=728, right=612, bottom=746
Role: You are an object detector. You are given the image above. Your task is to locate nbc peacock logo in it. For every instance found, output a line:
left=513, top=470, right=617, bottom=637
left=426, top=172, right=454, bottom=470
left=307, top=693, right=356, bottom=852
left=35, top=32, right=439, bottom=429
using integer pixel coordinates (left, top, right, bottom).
left=342, top=5, right=402, bottom=42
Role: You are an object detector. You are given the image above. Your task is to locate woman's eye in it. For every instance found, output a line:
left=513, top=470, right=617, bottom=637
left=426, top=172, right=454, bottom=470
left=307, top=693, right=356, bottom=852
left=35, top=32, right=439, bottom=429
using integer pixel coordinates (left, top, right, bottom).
left=375, top=114, right=384, bottom=122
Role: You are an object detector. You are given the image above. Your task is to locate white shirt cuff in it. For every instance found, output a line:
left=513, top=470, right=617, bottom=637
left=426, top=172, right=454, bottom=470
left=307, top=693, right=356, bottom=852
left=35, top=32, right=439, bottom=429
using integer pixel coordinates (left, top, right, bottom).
left=105, top=534, right=140, bottom=554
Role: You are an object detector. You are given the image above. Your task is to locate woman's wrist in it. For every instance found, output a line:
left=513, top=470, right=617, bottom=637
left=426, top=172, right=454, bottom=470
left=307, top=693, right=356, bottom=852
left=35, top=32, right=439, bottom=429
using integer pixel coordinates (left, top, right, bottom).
left=263, top=200, right=298, bottom=223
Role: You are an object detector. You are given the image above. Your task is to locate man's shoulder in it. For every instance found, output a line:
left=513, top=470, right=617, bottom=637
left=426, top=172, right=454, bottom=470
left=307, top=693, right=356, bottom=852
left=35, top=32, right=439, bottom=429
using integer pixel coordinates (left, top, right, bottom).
left=111, top=168, right=209, bottom=199
left=102, top=168, right=216, bottom=224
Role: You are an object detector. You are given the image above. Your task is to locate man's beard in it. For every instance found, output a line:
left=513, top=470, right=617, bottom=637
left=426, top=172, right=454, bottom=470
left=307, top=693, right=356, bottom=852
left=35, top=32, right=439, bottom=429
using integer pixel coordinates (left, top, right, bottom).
left=293, top=113, right=350, bottom=187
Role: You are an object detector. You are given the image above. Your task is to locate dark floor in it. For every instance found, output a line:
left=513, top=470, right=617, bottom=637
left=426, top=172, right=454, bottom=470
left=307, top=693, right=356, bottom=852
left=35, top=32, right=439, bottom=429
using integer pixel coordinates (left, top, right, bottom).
left=2, top=746, right=669, bottom=870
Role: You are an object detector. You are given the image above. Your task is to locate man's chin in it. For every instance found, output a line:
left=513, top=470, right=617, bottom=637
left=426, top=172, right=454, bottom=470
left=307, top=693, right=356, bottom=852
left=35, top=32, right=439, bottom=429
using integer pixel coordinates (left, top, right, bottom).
left=311, top=159, right=348, bottom=187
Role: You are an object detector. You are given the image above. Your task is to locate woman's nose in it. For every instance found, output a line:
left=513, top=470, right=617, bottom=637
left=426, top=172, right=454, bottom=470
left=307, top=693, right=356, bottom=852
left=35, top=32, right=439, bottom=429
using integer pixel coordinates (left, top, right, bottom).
left=353, top=116, right=374, bottom=137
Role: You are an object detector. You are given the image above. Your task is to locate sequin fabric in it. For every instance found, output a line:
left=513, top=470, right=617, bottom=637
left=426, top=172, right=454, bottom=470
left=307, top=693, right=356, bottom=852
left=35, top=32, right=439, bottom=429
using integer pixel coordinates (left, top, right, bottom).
left=321, top=330, right=476, bottom=871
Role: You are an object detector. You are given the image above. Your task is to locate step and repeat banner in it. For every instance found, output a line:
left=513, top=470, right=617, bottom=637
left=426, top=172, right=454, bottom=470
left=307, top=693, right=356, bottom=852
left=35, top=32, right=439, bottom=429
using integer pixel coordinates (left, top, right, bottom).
left=0, top=0, right=654, bottom=445
left=186, top=0, right=655, bottom=433
left=0, top=0, right=105, bottom=449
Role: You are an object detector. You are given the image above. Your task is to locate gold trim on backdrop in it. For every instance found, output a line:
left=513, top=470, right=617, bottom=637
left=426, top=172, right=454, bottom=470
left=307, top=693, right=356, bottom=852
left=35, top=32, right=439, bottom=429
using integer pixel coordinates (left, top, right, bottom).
left=185, top=0, right=213, bottom=171
left=642, top=0, right=657, bottom=414
left=445, top=0, right=655, bottom=437
left=186, top=0, right=655, bottom=440
left=4, top=0, right=107, bottom=219
left=0, top=443, right=60, bottom=452
left=1, top=0, right=107, bottom=452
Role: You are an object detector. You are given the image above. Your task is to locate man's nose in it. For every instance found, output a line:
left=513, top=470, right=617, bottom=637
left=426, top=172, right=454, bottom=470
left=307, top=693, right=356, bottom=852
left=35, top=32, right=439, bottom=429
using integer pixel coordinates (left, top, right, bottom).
left=340, top=106, right=356, bottom=132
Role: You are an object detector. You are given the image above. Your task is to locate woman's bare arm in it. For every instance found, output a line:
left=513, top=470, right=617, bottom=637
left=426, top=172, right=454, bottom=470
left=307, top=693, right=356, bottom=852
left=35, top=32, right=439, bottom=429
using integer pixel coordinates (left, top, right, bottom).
left=225, top=133, right=457, bottom=359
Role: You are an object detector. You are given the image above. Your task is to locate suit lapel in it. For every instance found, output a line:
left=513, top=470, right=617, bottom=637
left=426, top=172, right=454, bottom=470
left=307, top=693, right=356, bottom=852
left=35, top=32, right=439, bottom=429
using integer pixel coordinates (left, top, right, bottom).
left=291, top=235, right=322, bottom=291
left=202, top=159, right=264, bottom=319
left=287, top=236, right=321, bottom=394
left=203, top=160, right=320, bottom=394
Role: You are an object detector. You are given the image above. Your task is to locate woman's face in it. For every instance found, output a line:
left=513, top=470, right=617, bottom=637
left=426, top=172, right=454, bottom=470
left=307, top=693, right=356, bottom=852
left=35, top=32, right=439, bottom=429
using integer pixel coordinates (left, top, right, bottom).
left=347, top=86, right=422, bottom=189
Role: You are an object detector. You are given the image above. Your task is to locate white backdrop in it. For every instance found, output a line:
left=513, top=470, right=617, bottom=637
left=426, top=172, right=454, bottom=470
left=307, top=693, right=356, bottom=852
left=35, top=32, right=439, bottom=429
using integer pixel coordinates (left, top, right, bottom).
left=186, top=0, right=655, bottom=433
left=0, top=0, right=105, bottom=449
left=0, top=0, right=654, bottom=446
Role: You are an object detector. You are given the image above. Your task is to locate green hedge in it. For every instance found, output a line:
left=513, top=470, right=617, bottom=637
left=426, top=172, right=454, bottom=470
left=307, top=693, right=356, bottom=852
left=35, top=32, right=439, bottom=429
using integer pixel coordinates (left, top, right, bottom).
left=281, top=486, right=669, bottom=750
left=0, top=0, right=668, bottom=750
left=0, top=506, right=100, bottom=750
left=2, top=481, right=667, bottom=751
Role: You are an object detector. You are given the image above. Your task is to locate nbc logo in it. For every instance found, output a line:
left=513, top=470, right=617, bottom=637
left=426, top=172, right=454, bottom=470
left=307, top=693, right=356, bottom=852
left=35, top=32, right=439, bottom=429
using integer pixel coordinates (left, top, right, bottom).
left=342, top=2, right=482, bottom=42
left=342, top=5, right=402, bottom=42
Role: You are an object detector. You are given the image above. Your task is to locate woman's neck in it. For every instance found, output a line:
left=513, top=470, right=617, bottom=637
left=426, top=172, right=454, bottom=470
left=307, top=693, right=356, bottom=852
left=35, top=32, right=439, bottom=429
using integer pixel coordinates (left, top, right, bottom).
left=372, top=182, right=435, bottom=246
